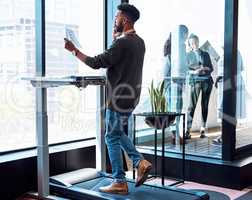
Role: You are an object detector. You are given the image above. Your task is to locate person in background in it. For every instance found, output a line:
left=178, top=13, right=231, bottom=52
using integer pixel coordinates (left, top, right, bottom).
left=163, top=33, right=172, bottom=95
left=163, top=33, right=176, bottom=143
left=170, top=24, right=189, bottom=144
left=186, top=34, right=213, bottom=139
left=213, top=48, right=246, bottom=145
left=64, top=3, right=152, bottom=195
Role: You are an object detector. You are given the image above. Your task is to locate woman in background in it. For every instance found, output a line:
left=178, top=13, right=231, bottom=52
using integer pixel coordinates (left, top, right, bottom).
left=186, top=34, right=213, bottom=139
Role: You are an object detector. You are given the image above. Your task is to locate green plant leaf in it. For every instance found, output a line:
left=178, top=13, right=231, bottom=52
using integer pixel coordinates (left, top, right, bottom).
left=148, top=79, right=169, bottom=113
left=160, top=80, right=165, bottom=96
left=148, top=88, right=153, bottom=112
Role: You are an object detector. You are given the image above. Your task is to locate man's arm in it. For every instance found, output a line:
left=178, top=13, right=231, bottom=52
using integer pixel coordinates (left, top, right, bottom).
left=64, top=38, right=87, bottom=62
left=202, top=52, right=213, bottom=73
left=64, top=38, right=123, bottom=69
left=188, top=63, right=201, bottom=70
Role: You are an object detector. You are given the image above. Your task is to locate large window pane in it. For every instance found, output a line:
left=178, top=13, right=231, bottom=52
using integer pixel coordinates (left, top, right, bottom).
left=0, top=0, right=36, bottom=152
left=0, top=0, right=104, bottom=152
left=45, top=0, right=104, bottom=144
left=131, top=0, right=224, bottom=158
left=236, top=0, right=252, bottom=149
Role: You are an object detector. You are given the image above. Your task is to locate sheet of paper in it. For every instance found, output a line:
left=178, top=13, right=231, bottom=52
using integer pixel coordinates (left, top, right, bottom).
left=65, top=27, right=82, bottom=48
left=200, top=40, right=220, bottom=62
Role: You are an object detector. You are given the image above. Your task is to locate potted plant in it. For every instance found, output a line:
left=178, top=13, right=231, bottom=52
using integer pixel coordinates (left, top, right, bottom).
left=144, top=80, right=176, bottom=129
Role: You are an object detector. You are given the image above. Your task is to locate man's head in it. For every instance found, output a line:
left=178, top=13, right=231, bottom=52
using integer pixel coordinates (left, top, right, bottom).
left=114, top=3, right=140, bottom=33
left=188, top=34, right=199, bottom=50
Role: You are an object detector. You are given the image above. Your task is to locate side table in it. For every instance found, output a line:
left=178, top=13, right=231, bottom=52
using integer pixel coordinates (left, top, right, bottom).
left=133, top=112, right=186, bottom=186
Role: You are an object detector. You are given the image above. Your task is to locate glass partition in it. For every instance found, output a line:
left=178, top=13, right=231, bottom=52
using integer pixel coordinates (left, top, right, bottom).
left=236, top=0, right=252, bottom=149
left=131, top=0, right=224, bottom=158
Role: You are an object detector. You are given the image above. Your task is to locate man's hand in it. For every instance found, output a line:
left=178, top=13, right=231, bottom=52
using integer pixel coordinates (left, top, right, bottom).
left=112, top=23, right=122, bottom=40
left=194, top=66, right=205, bottom=75
left=202, top=66, right=211, bottom=71
left=64, top=38, right=76, bottom=52
left=64, top=38, right=87, bottom=63
left=197, top=66, right=211, bottom=75
left=112, top=30, right=122, bottom=40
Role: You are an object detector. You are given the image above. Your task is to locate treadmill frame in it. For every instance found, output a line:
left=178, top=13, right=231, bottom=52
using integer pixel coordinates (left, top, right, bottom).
left=50, top=173, right=209, bottom=200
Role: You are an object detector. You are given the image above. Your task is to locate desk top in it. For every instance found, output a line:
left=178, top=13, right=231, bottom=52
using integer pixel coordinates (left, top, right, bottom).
left=22, top=75, right=106, bottom=88
left=134, top=112, right=184, bottom=117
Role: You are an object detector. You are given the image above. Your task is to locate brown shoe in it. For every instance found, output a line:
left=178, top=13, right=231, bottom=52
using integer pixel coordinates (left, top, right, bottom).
left=135, top=159, right=152, bottom=187
left=99, top=182, right=128, bottom=195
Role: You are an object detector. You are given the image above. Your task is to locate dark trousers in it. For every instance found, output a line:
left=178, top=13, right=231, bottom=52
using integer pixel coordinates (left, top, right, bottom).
left=187, top=80, right=213, bottom=129
left=170, top=79, right=185, bottom=134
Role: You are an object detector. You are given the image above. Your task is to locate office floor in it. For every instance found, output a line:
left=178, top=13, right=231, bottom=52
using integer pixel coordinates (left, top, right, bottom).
left=125, top=171, right=252, bottom=200
left=136, top=126, right=252, bottom=158
left=147, top=178, right=252, bottom=200
left=136, top=128, right=222, bottom=158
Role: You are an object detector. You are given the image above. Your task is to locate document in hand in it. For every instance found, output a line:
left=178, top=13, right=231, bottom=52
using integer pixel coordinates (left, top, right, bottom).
left=65, top=27, right=82, bottom=48
left=200, top=40, right=220, bottom=62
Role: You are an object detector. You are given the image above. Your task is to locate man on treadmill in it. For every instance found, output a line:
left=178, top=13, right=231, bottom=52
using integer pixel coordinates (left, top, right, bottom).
left=64, top=3, right=152, bottom=195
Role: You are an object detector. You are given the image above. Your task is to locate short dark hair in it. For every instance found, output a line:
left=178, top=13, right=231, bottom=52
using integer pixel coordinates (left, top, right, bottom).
left=117, top=3, right=140, bottom=23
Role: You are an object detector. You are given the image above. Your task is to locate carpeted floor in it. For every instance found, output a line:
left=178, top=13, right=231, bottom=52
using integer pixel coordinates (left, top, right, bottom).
left=235, top=192, right=252, bottom=200
left=190, top=189, right=231, bottom=200
left=176, top=181, right=252, bottom=200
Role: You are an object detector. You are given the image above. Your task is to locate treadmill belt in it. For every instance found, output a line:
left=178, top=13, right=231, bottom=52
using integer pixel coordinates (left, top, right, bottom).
left=73, top=176, right=208, bottom=200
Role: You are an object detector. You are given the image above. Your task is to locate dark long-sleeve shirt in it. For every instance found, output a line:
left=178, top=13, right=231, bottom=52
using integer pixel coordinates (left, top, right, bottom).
left=85, top=33, right=145, bottom=113
left=186, top=49, right=213, bottom=84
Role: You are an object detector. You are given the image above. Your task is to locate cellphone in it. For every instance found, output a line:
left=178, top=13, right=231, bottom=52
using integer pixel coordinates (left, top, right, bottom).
left=113, top=21, right=118, bottom=33
left=64, top=38, right=70, bottom=42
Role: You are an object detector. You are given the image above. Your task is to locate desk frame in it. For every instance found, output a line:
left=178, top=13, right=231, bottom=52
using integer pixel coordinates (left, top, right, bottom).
left=24, top=76, right=106, bottom=198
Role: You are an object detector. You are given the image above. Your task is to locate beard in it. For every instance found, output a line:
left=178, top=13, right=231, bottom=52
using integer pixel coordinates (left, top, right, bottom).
left=115, top=23, right=124, bottom=33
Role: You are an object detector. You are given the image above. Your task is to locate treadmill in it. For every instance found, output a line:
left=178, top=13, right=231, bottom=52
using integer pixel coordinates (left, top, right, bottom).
left=25, top=75, right=209, bottom=200
left=50, top=169, right=209, bottom=200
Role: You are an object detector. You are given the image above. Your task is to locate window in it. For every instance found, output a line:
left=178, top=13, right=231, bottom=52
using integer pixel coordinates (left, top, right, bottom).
left=236, top=0, right=252, bottom=149
left=45, top=0, right=104, bottom=144
left=0, top=0, right=104, bottom=152
left=0, top=0, right=36, bottom=152
left=131, top=0, right=224, bottom=158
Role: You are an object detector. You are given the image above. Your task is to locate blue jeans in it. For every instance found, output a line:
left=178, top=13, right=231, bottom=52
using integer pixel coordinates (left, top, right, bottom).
left=105, top=109, right=144, bottom=183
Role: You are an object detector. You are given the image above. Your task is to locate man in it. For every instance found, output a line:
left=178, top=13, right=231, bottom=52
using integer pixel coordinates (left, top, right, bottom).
left=64, top=3, right=152, bottom=195
left=186, top=34, right=213, bottom=139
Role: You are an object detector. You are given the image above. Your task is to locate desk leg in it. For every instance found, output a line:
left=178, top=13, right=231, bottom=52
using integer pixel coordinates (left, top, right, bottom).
left=36, top=88, right=49, bottom=198
left=162, top=127, right=165, bottom=186
left=154, top=129, right=157, bottom=177
left=133, top=115, right=136, bottom=180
